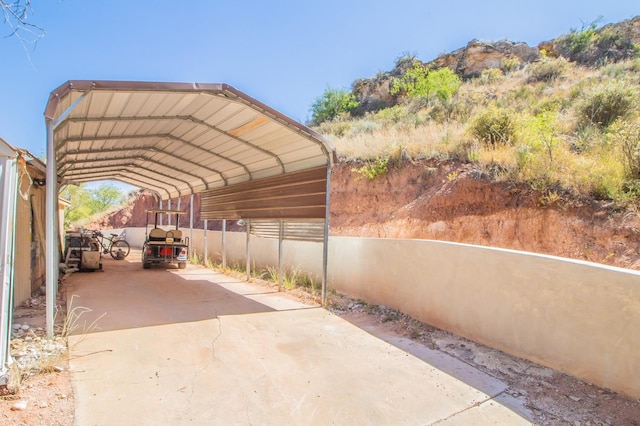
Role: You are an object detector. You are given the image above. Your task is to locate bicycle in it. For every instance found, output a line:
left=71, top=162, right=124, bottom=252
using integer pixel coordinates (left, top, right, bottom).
left=89, top=230, right=131, bottom=260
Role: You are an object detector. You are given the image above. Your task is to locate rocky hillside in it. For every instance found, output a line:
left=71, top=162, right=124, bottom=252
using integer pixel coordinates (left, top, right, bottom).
left=352, top=16, right=640, bottom=114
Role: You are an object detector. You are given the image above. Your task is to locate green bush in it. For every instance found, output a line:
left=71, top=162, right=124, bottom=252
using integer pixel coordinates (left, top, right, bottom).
left=310, top=87, right=359, bottom=125
left=469, top=106, right=519, bottom=146
left=577, top=82, right=635, bottom=128
left=442, top=93, right=476, bottom=123
left=526, top=58, right=569, bottom=83
left=351, top=157, right=389, bottom=180
left=562, top=20, right=599, bottom=54
left=571, top=124, right=604, bottom=154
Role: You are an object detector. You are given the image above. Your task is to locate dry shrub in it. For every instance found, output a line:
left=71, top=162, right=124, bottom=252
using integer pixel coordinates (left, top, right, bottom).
left=526, top=57, right=569, bottom=83
left=577, top=82, right=635, bottom=128
left=468, top=106, right=519, bottom=147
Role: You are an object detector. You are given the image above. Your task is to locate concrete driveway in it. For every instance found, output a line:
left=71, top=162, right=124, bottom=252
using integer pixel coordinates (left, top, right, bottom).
left=64, top=254, right=531, bottom=425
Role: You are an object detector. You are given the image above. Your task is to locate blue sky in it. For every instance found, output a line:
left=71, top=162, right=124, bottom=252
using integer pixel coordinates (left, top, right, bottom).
left=0, top=0, right=637, bottom=158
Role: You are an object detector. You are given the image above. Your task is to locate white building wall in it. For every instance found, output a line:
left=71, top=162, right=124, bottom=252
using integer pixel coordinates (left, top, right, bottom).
left=0, top=143, right=18, bottom=384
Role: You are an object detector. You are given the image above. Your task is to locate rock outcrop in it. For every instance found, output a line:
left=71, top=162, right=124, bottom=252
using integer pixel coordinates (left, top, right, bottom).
left=432, top=39, right=539, bottom=78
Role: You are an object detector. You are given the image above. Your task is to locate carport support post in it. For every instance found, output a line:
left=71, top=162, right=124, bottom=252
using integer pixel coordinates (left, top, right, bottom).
left=278, top=220, right=283, bottom=292
left=322, top=167, right=332, bottom=306
left=45, top=91, right=88, bottom=338
left=167, top=200, right=172, bottom=226
left=245, top=221, right=251, bottom=281
left=203, top=220, right=208, bottom=264
left=221, top=219, right=227, bottom=269
left=189, top=195, right=193, bottom=257
left=45, top=119, right=59, bottom=338
left=176, top=199, right=181, bottom=232
left=159, top=200, right=163, bottom=226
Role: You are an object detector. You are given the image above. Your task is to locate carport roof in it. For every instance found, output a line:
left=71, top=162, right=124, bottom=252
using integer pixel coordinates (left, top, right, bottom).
left=44, top=80, right=336, bottom=200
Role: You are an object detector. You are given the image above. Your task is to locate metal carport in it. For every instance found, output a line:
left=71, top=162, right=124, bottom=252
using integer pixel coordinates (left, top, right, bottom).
left=44, top=80, right=336, bottom=337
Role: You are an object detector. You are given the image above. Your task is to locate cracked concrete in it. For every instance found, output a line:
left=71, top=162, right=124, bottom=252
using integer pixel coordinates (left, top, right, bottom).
left=65, top=254, right=531, bottom=425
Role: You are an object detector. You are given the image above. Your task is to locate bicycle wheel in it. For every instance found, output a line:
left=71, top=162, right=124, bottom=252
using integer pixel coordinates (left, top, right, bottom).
left=109, top=240, right=131, bottom=260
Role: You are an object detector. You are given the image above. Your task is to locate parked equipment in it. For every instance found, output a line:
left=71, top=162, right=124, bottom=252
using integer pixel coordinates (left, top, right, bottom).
left=142, top=209, right=189, bottom=269
left=64, top=231, right=102, bottom=271
left=64, top=230, right=130, bottom=271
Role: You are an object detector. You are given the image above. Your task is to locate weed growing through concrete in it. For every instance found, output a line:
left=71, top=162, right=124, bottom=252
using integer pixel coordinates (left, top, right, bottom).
left=60, top=295, right=106, bottom=337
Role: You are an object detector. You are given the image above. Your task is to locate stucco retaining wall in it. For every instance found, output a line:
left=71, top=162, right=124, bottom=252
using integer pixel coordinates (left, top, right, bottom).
left=114, top=227, right=640, bottom=399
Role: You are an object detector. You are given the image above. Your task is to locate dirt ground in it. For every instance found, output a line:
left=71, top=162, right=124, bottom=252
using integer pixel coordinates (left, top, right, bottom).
left=0, top=295, right=74, bottom=426
left=329, top=161, right=640, bottom=272
left=2, top=278, right=639, bottom=425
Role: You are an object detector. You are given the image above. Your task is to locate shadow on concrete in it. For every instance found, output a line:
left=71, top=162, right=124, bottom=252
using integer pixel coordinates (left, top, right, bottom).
left=62, top=255, right=275, bottom=334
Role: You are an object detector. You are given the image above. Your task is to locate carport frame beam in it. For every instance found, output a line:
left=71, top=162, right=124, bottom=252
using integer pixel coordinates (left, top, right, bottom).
left=45, top=119, right=59, bottom=338
left=45, top=91, right=90, bottom=337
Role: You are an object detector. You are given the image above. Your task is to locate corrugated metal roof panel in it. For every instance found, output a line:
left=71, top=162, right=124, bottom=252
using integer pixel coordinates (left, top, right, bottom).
left=46, top=81, right=336, bottom=201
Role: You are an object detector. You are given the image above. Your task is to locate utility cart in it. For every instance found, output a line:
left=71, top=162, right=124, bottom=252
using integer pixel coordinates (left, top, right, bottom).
left=142, top=209, right=190, bottom=269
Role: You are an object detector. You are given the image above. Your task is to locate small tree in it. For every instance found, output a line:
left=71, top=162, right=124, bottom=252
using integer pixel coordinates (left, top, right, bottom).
left=61, top=185, right=93, bottom=228
left=61, top=183, right=125, bottom=228
left=90, top=183, right=125, bottom=213
left=391, top=63, right=461, bottom=103
left=309, top=87, right=358, bottom=125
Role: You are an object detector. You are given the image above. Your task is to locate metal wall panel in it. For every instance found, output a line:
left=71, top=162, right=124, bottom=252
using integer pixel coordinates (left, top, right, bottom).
left=13, top=188, right=31, bottom=306
left=13, top=163, right=47, bottom=307
left=249, top=220, right=326, bottom=242
left=201, top=166, right=328, bottom=220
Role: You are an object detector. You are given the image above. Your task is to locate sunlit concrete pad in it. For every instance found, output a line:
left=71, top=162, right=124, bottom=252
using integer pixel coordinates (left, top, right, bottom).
left=65, top=258, right=530, bottom=424
left=435, top=399, right=531, bottom=425
left=69, top=308, right=530, bottom=425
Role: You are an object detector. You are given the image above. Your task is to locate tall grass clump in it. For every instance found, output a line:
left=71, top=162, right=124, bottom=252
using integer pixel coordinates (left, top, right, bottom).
left=262, top=266, right=318, bottom=293
left=608, top=118, right=640, bottom=181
